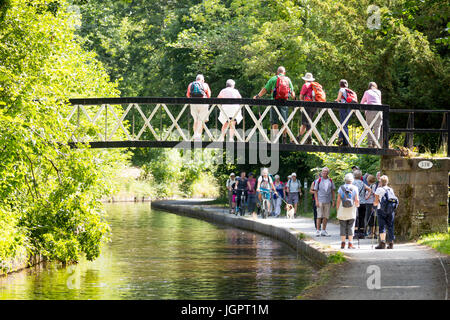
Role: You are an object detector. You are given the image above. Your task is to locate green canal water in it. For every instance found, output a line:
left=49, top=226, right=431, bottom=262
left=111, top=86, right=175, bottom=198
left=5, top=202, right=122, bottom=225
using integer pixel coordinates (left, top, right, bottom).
left=0, top=203, right=314, bottom=299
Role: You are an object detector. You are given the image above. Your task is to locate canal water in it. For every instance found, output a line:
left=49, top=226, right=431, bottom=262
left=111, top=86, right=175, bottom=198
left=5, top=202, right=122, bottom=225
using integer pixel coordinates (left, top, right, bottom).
left=0, top=203, right=314, bottom=299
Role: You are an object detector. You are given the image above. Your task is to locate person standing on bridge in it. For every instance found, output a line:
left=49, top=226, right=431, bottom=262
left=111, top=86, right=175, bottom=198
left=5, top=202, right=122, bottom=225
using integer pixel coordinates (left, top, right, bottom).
left=335, top=79, right=358, bottom=147
left=217, top=79, right=242, bottom=142
left=187, top=74, right=211, bottom=141
left=314, top=167, right=335, bottom=237
left=253, top=66, right=296, bottom=143
left=299, top=72, right=326, bottom=144
left=361, top=82, right=382, bottom=148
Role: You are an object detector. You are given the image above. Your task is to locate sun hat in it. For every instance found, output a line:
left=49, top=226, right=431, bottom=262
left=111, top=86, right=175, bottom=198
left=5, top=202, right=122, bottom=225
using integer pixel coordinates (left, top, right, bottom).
left=230, top=173, right=235, bottom=176
left=291, top=172, right=297, bottom=177
left=302, top=72, right=315, bottom=82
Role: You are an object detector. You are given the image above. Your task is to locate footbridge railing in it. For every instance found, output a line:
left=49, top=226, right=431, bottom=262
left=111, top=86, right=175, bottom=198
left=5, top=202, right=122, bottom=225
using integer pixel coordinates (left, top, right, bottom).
left=60, top=97, right=402, bottom=155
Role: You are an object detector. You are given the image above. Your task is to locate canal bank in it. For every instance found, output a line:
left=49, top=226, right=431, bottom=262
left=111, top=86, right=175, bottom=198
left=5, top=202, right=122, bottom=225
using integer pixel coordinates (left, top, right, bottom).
left=153, top=199, right=449, bottom=300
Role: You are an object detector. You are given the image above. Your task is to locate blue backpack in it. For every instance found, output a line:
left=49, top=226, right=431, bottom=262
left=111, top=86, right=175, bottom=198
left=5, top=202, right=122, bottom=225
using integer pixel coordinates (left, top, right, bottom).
left=340, top=185, right=354, bottom=208
left=380, top=187, right=399, bottom=215
left=190, top=81, right=206, bottom=97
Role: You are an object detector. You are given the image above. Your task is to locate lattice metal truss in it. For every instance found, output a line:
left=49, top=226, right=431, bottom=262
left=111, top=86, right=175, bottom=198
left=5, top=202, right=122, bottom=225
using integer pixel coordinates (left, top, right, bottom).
left=62, top=97, right=390, bottom=153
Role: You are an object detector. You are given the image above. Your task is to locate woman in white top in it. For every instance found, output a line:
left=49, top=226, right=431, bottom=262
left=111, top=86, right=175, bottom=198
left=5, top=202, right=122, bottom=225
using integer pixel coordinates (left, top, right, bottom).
left=256, top=168, right=277, bottom=215
left=361, top=82, right=382, bottom=148
left=217, top=79, right=242, bottom=142
left=336, top=173, right=360, bottom=249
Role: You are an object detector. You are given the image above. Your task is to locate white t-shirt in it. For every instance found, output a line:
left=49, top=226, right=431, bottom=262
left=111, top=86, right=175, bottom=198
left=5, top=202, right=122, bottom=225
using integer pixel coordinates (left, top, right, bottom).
left=258, top=176, right=273, bottom=190
left=375, top=186, right=390, bottom=209
left=217, top=87, right=243, bottom=124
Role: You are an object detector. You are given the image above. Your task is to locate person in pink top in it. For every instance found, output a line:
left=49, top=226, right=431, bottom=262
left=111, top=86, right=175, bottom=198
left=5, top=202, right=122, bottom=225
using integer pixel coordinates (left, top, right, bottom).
left=217, top=79, right=242, bottom=142
left=361, top=82, right=382, bottom=148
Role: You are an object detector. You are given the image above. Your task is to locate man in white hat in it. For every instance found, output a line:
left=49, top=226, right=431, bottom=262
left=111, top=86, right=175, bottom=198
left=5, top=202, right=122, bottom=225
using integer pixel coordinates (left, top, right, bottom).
left=299, top=72, right=318, bottom=143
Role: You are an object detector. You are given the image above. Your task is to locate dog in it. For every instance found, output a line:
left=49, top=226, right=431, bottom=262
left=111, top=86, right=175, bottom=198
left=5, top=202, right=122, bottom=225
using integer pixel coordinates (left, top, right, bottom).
left=286, top=204, right=295, bottom=219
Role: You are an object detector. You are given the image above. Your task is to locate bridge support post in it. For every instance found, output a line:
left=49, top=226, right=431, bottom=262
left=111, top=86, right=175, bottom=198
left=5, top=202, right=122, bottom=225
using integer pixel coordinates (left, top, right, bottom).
left=381, top=155, right=449, bottom=239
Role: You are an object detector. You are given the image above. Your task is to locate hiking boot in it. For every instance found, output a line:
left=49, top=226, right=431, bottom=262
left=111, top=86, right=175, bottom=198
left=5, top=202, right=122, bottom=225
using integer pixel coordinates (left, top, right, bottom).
left=375, top=241, right=386, bottom=249
left=348, top=242, right=356, bottom=249
left=387, top=242, right=394, bottom=249
left=341, top=242, right=346, bottom=249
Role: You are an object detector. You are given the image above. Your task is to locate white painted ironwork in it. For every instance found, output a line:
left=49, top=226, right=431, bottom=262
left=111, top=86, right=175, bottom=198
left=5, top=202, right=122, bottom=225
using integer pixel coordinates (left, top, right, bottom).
left=63, top=103, right=384, bottom=149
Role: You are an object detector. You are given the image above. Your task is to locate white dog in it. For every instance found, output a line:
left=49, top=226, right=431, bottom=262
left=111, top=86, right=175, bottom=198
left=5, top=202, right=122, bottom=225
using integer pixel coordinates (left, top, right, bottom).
left=286, top=204, right=295, bottom=219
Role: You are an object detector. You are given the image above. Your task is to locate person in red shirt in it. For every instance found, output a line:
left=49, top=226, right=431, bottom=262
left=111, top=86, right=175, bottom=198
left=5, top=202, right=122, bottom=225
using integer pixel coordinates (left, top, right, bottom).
left=299, top=72, right=317, bottom=144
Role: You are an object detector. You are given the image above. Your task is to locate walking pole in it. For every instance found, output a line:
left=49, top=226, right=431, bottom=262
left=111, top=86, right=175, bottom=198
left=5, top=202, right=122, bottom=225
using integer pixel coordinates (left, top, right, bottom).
left=371, top=207, right=377, bottom=249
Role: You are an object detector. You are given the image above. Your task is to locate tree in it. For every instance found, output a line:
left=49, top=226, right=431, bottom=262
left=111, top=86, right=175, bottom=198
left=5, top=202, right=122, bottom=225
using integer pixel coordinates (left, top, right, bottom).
left=0, top=0, right=128, bottom=267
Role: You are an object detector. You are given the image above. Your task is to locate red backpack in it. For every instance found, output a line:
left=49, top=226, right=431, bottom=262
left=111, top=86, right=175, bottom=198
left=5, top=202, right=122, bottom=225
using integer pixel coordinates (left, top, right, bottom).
left=274, top=75, right=291, bottom=100
left=310, top=82, right=326, bottom=102
left=344, top=88, right=358, bottom=103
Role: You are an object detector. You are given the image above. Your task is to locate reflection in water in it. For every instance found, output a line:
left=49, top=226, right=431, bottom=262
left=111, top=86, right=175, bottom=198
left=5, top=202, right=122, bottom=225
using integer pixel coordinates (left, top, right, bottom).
left=0, top=203, right=313, bottom=300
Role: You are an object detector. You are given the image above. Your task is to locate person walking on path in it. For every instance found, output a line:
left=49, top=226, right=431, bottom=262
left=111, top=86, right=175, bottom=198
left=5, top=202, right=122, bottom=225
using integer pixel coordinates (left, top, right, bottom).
left=234, top=171, right=248, bottom=215
left=352, top=169, right=372, bottom=239
left=286, top=172, right=302, bottom=217
left=373, top=175, right=399, bottom=249
left=314, top=167, right=336, bottom=237
left=217, top=79, right=243, bottom=142
left=186, top=74, right=211, bottom=141
left=247, top=172, right=257, bottom=218
left=310, top=173, right=321, bottom=230
left=336, top=173, right=360, bottom=249
left=253, top=66, right=296, bottom=143
left=256, top=168, right=277, bottom=216
left=363, top=174, right=377, bottom=238
left=335, top=79, right=358, bottom=147
left=361, top=82, right=382, bottom=148
left=226, top=173, right=237, bottom=214
left=299, top=72, right=326, bottom=143
left=272, top=175, right=285, bottom=217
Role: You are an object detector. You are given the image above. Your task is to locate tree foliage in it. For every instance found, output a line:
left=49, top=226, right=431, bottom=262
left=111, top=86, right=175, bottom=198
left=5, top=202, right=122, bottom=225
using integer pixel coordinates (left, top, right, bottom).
left=0, top=0, right=128, bottom=268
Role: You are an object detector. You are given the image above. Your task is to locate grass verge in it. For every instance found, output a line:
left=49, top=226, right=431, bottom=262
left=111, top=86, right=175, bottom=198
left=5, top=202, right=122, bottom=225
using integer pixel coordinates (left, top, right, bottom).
left=418, top=227, right=450, bottom=255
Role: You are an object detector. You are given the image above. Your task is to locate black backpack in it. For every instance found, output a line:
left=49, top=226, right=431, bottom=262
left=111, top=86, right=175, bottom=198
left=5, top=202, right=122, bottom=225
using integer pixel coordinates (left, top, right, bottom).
left=380, top=187, right=399, bottom=215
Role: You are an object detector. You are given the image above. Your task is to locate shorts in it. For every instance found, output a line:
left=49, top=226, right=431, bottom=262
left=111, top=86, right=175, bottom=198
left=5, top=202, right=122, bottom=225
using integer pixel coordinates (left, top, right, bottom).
left=287, top=192, right=299, bottom=205
left=190, top=104, right=209, bottom=122
left=270, top=106, right=289, bottom=125
left=339, top=219, right=355, bottom=237
left=317, top=202, right=331, bottom=219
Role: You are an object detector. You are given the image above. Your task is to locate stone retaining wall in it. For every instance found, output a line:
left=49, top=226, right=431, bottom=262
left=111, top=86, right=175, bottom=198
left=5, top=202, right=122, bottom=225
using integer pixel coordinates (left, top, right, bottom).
left=151, top=201, right=334, bottom=267
left=380, top=156, right=449, bottom=239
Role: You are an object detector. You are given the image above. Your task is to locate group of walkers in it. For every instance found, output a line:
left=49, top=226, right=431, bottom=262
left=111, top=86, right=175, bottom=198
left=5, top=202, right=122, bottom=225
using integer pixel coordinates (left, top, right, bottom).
left=187, top=67, right=383, bottom=146
left=225, top=165, right=398, bottom=250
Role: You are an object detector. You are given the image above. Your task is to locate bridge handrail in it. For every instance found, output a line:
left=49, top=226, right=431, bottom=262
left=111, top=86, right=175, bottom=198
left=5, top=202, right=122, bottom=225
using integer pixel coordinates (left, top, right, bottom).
left=68, top=97, right=390, bottom=112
